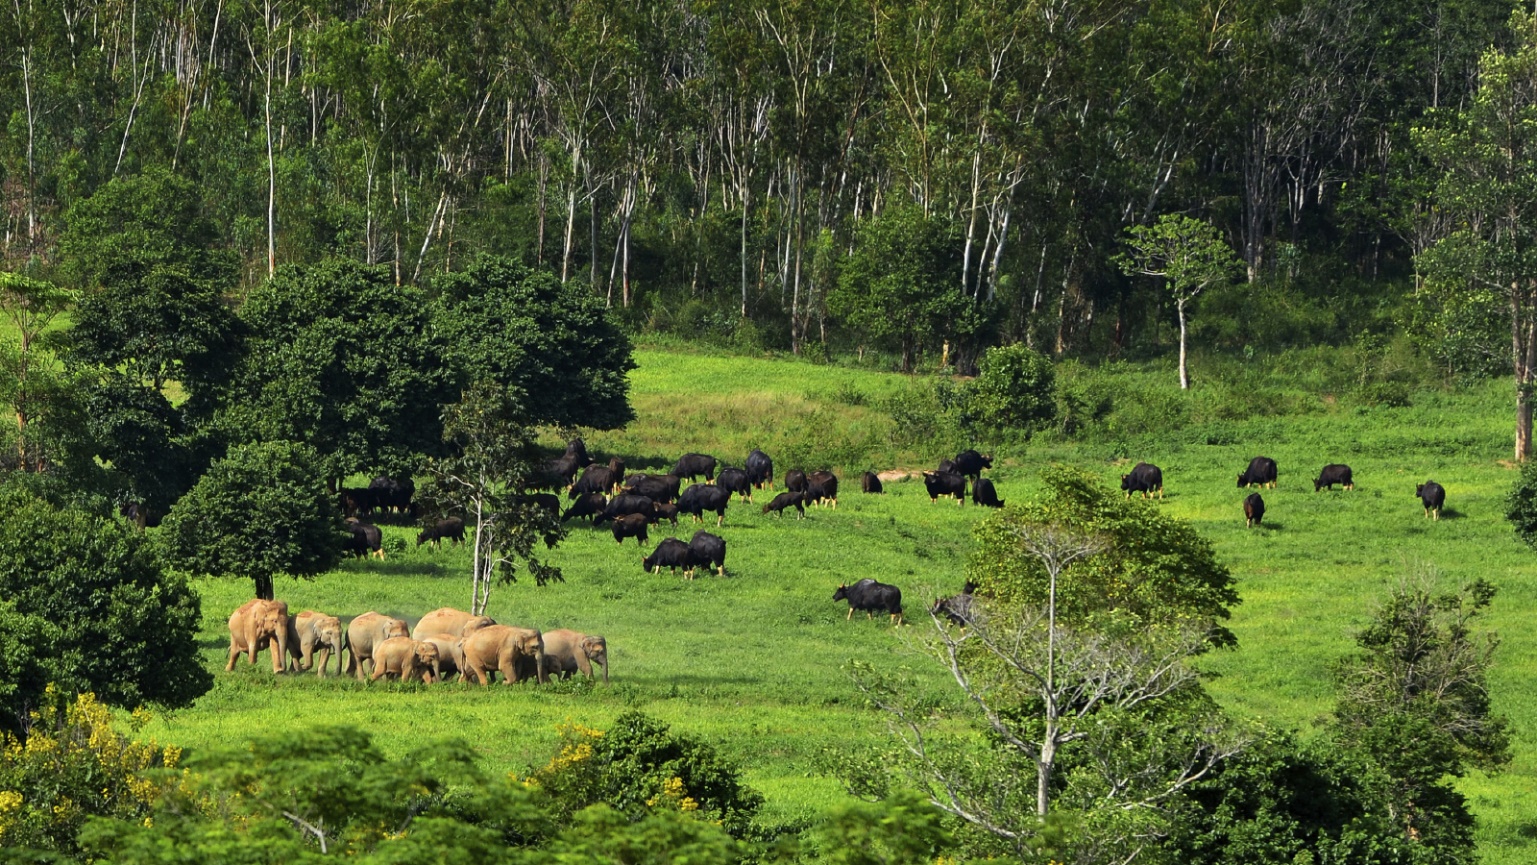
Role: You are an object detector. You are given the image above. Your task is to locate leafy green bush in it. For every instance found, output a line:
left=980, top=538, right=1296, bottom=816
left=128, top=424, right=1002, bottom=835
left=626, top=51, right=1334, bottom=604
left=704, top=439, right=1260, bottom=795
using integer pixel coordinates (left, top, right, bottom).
left=1506, top=460, right=1537, bottom=549
left=524, top=712, right=763, bottom=838
left=0, top=489, right=210, bottom=735
left=967, top=343, right=1056, bottom=434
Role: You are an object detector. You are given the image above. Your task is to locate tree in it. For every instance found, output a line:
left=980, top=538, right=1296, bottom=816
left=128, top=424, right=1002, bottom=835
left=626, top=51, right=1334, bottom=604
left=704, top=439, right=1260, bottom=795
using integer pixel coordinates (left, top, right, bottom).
left=1115, top=214, right=1242, bottom=390
left=435, top=257, right=636, bottom=431
left=0, top=487, right=211, bottom=735
left=157, top=441, right=342, bottom=601
left=831, top=207, right=967, bottom=372
left=222, top=260, right=457, bottom=484
left=0, top=271, right=77, bottom=471
left=1330, top=573, right=1510, bottom=860
left=966, top=465, right=1240, bottom=647
left=420, top=383, right=564, bottom=615
left=1416, top=10, right=1537, bottom=461
left=854, top=528, right=1242, bottom=861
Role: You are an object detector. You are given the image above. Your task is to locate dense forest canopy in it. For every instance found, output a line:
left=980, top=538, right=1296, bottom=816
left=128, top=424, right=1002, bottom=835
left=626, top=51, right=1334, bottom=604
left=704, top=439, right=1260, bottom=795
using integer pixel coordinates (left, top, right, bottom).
left=0, top=0, right=1521, bottom=368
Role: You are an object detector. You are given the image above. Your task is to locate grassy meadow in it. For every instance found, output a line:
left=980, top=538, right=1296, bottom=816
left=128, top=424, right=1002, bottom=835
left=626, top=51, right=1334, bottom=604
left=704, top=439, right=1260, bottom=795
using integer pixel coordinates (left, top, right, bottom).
left=142, top=347, right=1537, bottom=861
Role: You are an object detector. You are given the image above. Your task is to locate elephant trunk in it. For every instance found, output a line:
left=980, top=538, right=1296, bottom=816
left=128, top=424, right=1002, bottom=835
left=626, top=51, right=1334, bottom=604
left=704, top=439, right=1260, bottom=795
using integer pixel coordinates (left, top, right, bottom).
left=274, top=624, right=290, bottom=674
left=600, top=655, right=609, bottom=685
left=535, top=648, right=547, bottom=684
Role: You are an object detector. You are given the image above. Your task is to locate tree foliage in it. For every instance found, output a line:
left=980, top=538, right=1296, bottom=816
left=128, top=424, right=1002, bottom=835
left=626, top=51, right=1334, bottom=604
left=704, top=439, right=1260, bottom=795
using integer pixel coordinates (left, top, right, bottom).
left=436, top=256, right=635, bottom=430
left=0, top=488, right=210, bottom=734
left=966, top=465, right=1239, bottom=646
left=222, top=260, right=456, bottom=483
left=1330, top=574, right=1510, bottom=861
left=157, top=441, right=342, bottom=600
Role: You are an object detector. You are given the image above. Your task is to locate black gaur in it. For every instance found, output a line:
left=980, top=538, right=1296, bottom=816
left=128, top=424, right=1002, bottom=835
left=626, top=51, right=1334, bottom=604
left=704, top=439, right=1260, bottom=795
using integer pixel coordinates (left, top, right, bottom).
left=1417, top=481, right=1445, bottom=520
left=761, top=491, right=805, bottom=518
left=687, top=531, right=727, bottom=578
left=923, top=470, right=966, bottom=505
left=833, top=579, right=904, bottom=625
left=611, top=512, right=649, bottom=545
left=1121, top=462, right=1163, bottom=499
left=416, top=517, right=465, bottom=548
left=678, top=483, right=731, bottom=527
left=1244, top=493, right=1265, bottom=528
left=746, top=449, right=774, bottom=490
left=642, top=538, right=692, bottom=575
left=672, top=453, right=718, bottom=482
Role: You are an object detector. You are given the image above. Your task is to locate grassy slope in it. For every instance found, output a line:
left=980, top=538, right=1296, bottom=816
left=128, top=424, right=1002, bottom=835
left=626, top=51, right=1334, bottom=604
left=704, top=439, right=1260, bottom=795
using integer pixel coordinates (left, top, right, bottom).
left=145, top=348, right=1537, bottom=860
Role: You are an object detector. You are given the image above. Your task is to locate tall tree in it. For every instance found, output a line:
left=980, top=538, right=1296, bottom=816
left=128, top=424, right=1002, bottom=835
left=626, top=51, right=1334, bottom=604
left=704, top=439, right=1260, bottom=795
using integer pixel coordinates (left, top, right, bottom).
left=1417, top=10, right=1537, bottom=461
left=1115, top=214, right=1242, bottom=390
left=0, top=271, right=76, bottom=470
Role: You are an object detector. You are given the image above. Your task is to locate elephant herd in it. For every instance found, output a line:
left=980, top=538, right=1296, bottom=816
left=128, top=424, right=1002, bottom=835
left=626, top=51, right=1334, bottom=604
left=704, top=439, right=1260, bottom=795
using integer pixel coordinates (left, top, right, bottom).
left=226, top=599, right=609, bottom=686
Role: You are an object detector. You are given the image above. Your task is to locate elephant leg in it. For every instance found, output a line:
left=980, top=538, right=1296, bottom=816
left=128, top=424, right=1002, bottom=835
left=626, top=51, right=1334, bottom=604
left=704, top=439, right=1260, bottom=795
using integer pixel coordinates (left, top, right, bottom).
left=314, top=647, right=330, bottom=677
left=226, top=643, right=242, bottom=672
left=575, top=651, right=592, bottom=679
left=502, top=649, right=519, bottom=684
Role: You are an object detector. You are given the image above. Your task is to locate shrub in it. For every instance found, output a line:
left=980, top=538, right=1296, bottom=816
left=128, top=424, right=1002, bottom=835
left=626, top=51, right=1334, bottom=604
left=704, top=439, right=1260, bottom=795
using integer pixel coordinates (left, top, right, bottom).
left=1506, top=460, right=1537, bottom=549
left=0, top=489, right=210, bottom=735
left=0, top=690, right=183, bottom=855
left=523, top=712, right=763, bottom=838
left=968, top=343, right=1056, bottom=434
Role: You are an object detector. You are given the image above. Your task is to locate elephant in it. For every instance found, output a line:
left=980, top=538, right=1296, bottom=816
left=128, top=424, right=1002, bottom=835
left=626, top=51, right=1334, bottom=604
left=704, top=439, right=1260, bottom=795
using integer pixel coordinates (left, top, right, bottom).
left=345, top=611, right=410, bottom=681
left=515, top=629, right=608, bottom=684
left=459, top=624, right=546, bottom=686
left=285, top=610, right=345, bottom=677
left=411, top=607, right=496, bottom=641
left=370, top=637, right=440, bottom=684
left=419, top=633, right=469, bottom=682
left=226, top=599, right=291, bottom=673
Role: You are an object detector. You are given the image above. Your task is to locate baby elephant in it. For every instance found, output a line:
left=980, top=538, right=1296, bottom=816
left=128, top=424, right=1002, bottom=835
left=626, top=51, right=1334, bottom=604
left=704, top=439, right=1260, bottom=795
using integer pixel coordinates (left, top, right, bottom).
left=515, top=629, right=609, bottom=684
left=370, top=636, right=441, bottom=684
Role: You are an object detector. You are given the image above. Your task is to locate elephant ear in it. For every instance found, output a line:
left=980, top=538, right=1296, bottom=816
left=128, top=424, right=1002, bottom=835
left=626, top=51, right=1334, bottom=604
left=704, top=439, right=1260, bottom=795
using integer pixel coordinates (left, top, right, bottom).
left=582, top=636, right=605, bottom=658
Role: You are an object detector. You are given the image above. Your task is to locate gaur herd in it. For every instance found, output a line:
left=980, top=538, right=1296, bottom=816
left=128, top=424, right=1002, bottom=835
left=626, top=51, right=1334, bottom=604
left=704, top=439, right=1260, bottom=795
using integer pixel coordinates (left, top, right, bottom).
left=237, top=441, right=1453, bottom=690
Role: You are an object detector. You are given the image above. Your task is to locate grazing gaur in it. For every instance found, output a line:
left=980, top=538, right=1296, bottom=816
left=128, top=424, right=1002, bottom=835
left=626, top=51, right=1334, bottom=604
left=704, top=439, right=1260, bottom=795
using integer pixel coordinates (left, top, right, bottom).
left=1314, top=464, right=1354, bottom=492
left=745, top=449, right=774, bottom=490
left=369, top=476, right=415, bottom=515
left=923, top=470, right=967, bottom=505
left=606, top=457, right=626, bottom=489
left=571, top=465, right=618, bottom=498
left=672, top=452, right=718, bottom=482
left=1244, top=493, right=1265, bottom=528
left=1237, top=456, right=1278, bottom=489
left=715, top=467, right=754, bottom=502
left=624, top=473, right=682, bottom=503
left=951, top=449, right=993, bottom=481
left=678, top=483, right=731, bottom=527
left=1417, top=481, right=1446, bottom=520
left=516, top=492, right=561, bottom=516
left=642, top=538, right=693, bottom=575
left=1121, top=462, right=1164, bottom=499
left=594, top=494, right=657, bottom=526
left=937, top=459, right=956, bottom=474
left=562, top=492, right=608, bottom=523
left=762, top=490, right=806, bottom=518
left=930, top=591, right=976, bottom=627
left=611, top=512, right=650, bottom=545
left=564, top=438, right=593, bottom=469
left=806, top=471, right=838, bottom=508
left=833, top=579, right=904, bottom=625
left=861, top=471, right=884, bottom=494
left=785, top=469, right=808, bottom=493
left=539, top=454, right=582, bottom=490
left=651, top=501, right=680, bottom=526
left=340, top=487, right=377, bottom=518
left=416, top=517, right=465, bottom=548
left=972, top=478, right=1004, bottom=508
left=344, top=519, right=385, bottom=559
left=687, top=530, right=727, bottom=578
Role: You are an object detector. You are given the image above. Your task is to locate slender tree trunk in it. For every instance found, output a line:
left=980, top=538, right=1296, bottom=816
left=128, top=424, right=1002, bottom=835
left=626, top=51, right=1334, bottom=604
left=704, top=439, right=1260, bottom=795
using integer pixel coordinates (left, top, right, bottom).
left=1178, top=299, right=1190, bottom=390
left=1516, top=287, right=1534, bottom=462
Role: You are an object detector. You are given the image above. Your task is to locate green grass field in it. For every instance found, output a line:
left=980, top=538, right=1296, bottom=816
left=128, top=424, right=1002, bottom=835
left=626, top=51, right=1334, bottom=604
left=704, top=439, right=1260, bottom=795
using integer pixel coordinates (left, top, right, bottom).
left=141, top=347, right=1537, bottom=861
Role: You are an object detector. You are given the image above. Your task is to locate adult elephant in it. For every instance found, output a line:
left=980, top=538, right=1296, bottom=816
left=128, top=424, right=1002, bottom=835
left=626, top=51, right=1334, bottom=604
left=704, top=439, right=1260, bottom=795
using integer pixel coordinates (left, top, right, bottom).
left=370, top=637, right=440, bottom=684
left=286, top=610, right=345, bottom=677
left=419, top=633, right=468, bottom=682
left=518, top=629, right=608, bottom=684
left=346, top=611, right=409, bottom=681
left=411, top=607, right=496, bottom=641
left=460, top=625, right=546, bottom=686
left=226, top=599, right=291, bottom=674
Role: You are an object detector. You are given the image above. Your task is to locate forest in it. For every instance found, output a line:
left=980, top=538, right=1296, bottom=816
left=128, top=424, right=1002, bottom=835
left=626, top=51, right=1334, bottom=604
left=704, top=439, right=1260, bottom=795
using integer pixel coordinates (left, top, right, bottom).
left=3, top=0, right=1529, bottom=373
left=4, top=1, right=1537, bottom=863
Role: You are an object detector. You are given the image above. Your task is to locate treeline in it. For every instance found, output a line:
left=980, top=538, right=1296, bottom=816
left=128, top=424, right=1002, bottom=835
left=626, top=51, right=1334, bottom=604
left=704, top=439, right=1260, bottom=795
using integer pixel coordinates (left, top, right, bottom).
left=0, top=0, right=1516, bottom=367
